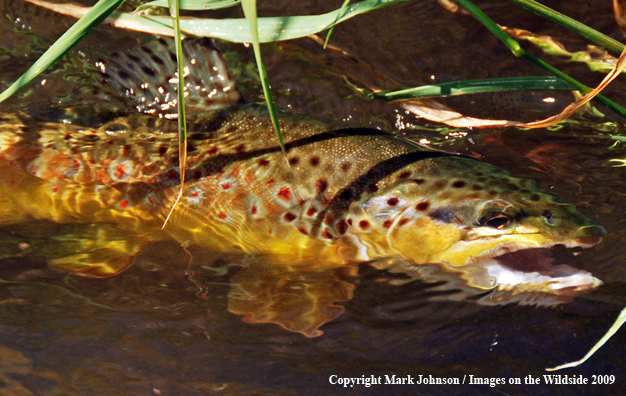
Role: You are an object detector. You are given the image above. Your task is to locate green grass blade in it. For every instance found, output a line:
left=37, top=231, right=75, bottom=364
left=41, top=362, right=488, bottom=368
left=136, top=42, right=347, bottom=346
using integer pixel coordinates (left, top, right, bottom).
left=108, top=0, right=411, bottom=42
left=137, top=0, right=240, bottom=11
left=0, top=0, right=125, bottom=104
left=546, top=306, right=626, bottom=371
left=454, top=0, right=626, bottom=120
left=324, top=0, right=351, bottom=49
left=162, top=0, right=188, bottom=228
left=505, top=0, right=624, bottom=56
left=241, top=0, right=285, bottom=158
left=373, top=76, right=574, bottom=101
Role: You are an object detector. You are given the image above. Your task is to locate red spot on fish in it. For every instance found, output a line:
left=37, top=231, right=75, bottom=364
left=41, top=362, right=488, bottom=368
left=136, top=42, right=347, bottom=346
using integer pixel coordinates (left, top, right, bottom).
left=398, top=218, right=410, bottom=227
left=121, top=145, right=131, bottom=156
left=306, top=207, right=317, bottom=216
left=190, top=192, right=199, bottom=198
left=382, top=219, right=393, bottom=229
left=119, top=200, right=129, bottom=209
left=310, top=156, right=320, bottom=167
left=234, top=144, right=246, bottom=153
left=324, top=213, right=334, bottom=224
left=148, top=195, right=155, bottom=204
left=266, top=179, right=275, bottom=186
left=207, top=146, right=218, bottom=155
left=251, top=206, right=257, bottom=215
left=221, top=183, right=231, bottom=190
left=73, top=159, right=81, bottom=168
left=8, top=160, right=19, bottom=169
left=113, top=165, right=127, bottom=180
left=258, top=158, right=270, bottom=167
left=51, top=185, right=59, bottom=193
left=276, top=187, right=291, bottom=201
left=217, top=211, right=227, bottom=219
left=359, top=220, right=370, bottom=230
left=298, top=228, right=309, bottom=235
left=167, top=169, right=179, bottom=180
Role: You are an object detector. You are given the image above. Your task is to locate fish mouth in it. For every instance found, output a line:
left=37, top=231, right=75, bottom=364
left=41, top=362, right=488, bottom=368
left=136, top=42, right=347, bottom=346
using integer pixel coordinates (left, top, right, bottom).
left=465, top=238, right=603, bottom=295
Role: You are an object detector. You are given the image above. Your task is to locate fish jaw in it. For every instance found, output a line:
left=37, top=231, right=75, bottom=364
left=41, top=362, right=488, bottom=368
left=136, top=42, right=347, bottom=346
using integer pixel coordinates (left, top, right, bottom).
left=429, top=232, right=603, bottom=295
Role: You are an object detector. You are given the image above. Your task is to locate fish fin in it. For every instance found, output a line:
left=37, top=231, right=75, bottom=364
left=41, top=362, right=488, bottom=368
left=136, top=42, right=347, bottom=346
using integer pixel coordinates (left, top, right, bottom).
left=0, top=221, right=148, bottom=278
left=91, top=37, right=241, bottom=116
left=227, top=264, right=357, bottom=337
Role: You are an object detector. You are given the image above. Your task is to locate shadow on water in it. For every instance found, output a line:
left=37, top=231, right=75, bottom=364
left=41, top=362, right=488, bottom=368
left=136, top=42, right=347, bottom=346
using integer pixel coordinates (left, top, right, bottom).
left=0, top=0, right=625, bottom=395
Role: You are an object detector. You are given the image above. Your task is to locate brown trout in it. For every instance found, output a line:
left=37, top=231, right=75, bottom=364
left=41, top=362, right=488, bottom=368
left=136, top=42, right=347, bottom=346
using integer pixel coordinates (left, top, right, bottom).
left=0, top=37, right=605, bottom=320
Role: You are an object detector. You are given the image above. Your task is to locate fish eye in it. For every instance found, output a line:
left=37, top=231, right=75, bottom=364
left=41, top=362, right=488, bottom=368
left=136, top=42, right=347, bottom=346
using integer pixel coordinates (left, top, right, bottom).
left=478, top=212, right=514, bottom=229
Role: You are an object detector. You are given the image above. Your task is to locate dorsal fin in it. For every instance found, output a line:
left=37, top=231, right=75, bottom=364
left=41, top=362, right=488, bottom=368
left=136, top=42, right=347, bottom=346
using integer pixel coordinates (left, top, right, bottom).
left=92, top=37, right=242, bottom=117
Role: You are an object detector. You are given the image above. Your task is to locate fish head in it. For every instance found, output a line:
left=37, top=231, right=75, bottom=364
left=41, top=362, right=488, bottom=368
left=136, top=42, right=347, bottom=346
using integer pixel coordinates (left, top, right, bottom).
left=352, top=158, right=604, bottom=295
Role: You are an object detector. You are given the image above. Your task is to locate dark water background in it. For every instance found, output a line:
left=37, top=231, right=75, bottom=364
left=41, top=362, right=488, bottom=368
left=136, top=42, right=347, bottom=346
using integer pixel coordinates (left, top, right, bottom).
left=0, top=0, right=625, bottom=395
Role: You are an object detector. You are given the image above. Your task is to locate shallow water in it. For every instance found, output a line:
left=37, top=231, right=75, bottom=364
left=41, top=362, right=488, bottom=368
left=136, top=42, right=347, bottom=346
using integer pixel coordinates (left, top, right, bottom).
left=0, top=0, right=625, bottom=395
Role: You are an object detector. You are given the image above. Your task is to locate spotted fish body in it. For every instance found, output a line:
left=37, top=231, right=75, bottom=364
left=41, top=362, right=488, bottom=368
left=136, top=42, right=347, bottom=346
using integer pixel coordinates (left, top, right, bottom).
left=0, top=38, right=605, bottom=298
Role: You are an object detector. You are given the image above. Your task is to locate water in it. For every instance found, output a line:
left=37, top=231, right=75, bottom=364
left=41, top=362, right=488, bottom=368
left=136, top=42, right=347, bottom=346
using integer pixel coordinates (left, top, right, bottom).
left=0, top=0, right=625, bottom=395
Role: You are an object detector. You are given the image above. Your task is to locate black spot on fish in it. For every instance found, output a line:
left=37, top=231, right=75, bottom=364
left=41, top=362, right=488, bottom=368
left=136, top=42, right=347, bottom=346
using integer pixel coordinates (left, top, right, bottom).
left=167, top=169, right=179, bottom=180
left=359, top=220, right=370, bottom=230
left=306, top=207, right=318, bottom=216
left=141, top=66, right=155, bottom=77
left=398, top=170, right=411, bottom=179
left=416, top=201, right=430, bottom=211
left=336, top=219, right=348, bottom=235
left=382, top=219, right=393, bottom=229
left=415, top=179, right=426, bottom=185
left=64, top=134, right=71, bottom=140
left=341, top=162, right=351, bottom=171
left=117, top=70, right=130, bottom=80
left=193, top=168, right=202, bottom=180
left=207, top=147, right=219, bottom=155
left=258, top=158, right=270, bottom=167
left=310, top=156, right=320, bottom=167
left=234, top=144, right=245, bottom=153
left=429, top=207, right=454, bottom=223
left=151, top=54, right=165, bottom=66
left=141, top=46, right=153, bottom=54
left=284, top=212, right=297, bottom=222
left=347, top=218, right=353, bottom=226
left=289, top=156, right=299, bottom=165
left=315, top=179, right=328, bottom=194
left=128, top=54, right=140, bottom=62
left=530, top=194, right=541, bottom=202
left=321, top=228, right=334, bottom=239
left=472, top=184, right=483, bottom=191
left=368, top=183, right=379, bottom=193
left=387, top=197, right=399, bottom=206
left=188, top=144, right=197, bottom=153
left=158, top=145, right=168, bottom=156
left=506, top=183, right=520, bottom=191
left=452, top=180, right=466, bottom=188
left=338, top=190, right=353, bottom=201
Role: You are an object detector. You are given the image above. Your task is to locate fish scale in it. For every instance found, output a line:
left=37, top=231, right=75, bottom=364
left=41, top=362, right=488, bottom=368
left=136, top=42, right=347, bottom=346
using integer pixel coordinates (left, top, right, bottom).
left=0, top=37, right=606, bottom=303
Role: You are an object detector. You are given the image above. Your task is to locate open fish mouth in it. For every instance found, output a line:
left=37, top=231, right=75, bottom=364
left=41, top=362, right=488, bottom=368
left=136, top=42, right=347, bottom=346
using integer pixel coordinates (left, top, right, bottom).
left=467, top=240, right=603, bottom=295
